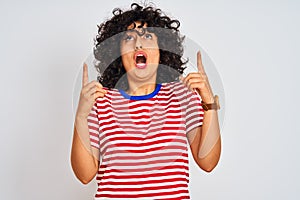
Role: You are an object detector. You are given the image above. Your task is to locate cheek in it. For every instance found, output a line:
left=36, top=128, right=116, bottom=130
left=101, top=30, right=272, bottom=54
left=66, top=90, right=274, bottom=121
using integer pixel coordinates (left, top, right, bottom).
left=149, top=49, right=160, bottom=63
left=121, top=54, right=133, bottom=70
left=120, top=42, right=135, bottom=55
left=121, top=54, right=129, bottom=64
left=151, top=42, right=160, bottom=62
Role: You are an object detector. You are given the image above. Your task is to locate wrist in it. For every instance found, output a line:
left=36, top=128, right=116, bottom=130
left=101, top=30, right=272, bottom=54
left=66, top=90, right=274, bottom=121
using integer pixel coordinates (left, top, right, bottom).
left=201, top=95, right=220, bottom=111
left=203, top=109, right=218, bottom=113
left=200, top=93, right=215, bottom=104
left=202, top=99, right=214, bottom=104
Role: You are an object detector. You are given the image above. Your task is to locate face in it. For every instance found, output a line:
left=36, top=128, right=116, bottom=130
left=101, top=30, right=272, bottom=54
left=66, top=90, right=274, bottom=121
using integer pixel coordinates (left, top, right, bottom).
left=120, top=21, right=160, bottom=83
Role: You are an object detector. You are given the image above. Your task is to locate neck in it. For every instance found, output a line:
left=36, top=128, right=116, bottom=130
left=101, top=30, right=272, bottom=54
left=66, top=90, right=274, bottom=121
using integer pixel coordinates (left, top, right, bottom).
left=126, top=82, right=157, bottom=96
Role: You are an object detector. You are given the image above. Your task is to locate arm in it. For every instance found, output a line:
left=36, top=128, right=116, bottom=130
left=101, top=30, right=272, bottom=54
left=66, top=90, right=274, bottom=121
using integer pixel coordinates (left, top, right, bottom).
left=71, top=116, right=99, bottom=184
left=187, top=110, right=221, bottom=172
left=182, top=51, right=221, bottom=172
left=70, top=63, right=106, bottom=184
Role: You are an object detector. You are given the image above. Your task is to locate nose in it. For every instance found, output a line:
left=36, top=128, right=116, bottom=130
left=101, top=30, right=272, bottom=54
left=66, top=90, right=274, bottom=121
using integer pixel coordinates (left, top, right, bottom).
left=135, top=45, right=142, bottom=50
left=135, top=36, right=143, bottom=50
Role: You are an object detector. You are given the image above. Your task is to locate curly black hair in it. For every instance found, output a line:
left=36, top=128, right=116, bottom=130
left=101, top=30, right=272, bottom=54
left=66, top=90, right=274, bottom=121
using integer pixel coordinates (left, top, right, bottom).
left=94, top=3, right=187, bottom=90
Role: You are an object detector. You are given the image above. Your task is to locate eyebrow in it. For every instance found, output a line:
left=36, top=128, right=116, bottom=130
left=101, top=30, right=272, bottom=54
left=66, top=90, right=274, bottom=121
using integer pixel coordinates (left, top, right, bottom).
left=127, top=28, right=157, bottom=38
left=127, top=28, right=147, bottom=36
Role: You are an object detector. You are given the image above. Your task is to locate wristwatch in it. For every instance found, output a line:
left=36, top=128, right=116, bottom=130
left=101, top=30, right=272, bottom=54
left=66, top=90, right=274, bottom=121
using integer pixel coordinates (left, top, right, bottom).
left=201, top=95, right=220, bottom=111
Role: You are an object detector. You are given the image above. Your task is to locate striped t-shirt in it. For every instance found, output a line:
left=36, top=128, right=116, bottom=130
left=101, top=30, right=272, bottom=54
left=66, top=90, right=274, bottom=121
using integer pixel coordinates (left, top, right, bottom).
left=88, top=81, right=204, bottom=200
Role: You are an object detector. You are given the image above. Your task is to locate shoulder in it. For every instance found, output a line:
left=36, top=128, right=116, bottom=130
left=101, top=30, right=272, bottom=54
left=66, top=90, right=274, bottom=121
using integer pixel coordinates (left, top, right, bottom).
left=95, top=87, right=120, bottom=104
left=161, top=81, right=199, bottom=96
left=158, top=82, right=192, bottom=104
left=160, top=81, right=187, bottom=93
left=160, top=82, right=202, bottom=104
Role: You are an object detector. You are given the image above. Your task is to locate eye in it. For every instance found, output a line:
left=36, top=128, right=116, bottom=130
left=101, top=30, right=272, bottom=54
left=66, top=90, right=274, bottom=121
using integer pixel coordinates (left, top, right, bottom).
left=144, top=33, right=153, bottom=39
left=123, top=34, right=134, bottom=41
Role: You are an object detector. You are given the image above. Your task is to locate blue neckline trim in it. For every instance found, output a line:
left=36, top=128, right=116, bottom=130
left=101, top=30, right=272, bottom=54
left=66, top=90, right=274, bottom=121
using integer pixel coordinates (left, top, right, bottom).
left=119, top=84, right=162, bottom=100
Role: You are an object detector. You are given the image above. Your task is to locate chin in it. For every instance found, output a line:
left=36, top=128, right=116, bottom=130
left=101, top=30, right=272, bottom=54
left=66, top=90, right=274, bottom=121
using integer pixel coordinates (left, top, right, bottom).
left=129, top=66, right=158, bottom=82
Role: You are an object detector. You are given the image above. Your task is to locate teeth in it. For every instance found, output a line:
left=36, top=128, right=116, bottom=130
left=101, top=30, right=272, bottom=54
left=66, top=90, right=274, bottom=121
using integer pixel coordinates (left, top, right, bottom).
left=135, top=53, right=146, bottom=64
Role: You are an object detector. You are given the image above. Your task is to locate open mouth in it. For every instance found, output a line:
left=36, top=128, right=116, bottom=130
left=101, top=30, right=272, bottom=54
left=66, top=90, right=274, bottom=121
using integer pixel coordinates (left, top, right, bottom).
left=134, top=51, right=147, bottom=69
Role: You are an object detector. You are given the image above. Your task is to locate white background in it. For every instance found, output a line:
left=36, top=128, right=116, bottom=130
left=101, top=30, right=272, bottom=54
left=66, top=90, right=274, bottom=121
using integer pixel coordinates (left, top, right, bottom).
left=0, top=0, right=299, bottom=199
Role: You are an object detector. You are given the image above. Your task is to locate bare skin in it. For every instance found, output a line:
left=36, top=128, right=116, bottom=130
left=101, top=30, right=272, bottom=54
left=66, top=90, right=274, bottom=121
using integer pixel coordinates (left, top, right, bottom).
left=182, top=51, right=221, bottom=172
left=70, top=63, right=106, bottom=184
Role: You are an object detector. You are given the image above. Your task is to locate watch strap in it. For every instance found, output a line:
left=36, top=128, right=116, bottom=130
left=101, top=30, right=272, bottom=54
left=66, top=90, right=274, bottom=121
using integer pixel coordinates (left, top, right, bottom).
left=201, top=95, right=220, bottom=111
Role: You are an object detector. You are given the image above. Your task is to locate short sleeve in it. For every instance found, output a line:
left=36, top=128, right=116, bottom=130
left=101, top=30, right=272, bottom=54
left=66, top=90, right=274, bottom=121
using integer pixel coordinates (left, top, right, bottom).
left=185, top=90, right=204, bottom=133
left=87, top=103, right=100, bottom=149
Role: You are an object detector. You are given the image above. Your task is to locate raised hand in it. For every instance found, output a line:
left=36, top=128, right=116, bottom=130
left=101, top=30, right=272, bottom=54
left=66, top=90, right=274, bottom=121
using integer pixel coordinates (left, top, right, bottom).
left=181, top=51, right=214, bottom=103
left=76, top=63, right=107, bottom=119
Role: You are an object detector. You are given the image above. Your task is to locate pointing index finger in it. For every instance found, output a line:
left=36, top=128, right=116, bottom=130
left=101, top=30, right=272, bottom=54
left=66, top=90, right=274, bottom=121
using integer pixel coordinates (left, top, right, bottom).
left=197, top=51, right=206, bottom=74
left=82, top=63, right=88, bottom=88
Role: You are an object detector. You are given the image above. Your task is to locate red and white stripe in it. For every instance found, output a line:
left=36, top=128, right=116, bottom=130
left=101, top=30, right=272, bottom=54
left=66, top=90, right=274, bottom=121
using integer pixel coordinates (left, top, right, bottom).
left=88, top=82, right=204, bottom=199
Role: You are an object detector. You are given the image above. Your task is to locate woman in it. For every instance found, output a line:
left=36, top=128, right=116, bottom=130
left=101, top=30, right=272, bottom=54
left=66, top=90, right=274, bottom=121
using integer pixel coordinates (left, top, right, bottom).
left=71, top=3, right=221, bottom=199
